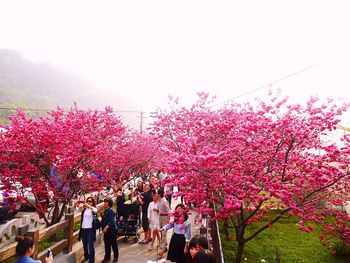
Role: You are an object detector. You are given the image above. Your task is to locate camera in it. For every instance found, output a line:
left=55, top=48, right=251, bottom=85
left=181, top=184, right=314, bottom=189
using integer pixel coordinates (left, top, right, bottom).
left=46, top=249, right=52, bottom=257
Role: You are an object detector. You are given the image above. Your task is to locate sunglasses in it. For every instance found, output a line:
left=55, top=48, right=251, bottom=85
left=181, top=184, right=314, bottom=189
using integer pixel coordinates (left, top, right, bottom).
left=87, top=200, right=93, bottom=203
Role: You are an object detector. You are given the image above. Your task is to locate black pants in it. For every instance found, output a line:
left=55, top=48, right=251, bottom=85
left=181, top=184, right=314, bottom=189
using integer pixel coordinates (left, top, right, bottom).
left=81, top=228, right=95, bottom=263
left=103, top=228, right=119, bottom=260
left=141, top=211, right=149, bottom=232
left=166, top=195, right=172, bottom=209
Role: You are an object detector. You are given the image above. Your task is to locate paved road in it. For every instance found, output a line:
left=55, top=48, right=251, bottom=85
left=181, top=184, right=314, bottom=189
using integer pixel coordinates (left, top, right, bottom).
left=94, top=234, right=168, bottom=263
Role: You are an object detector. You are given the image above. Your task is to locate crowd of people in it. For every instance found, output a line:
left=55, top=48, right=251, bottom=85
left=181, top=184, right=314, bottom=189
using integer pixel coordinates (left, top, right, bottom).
left=130, top=177, right=217, bottom=263
left=12, top=173, right=217, bottom=263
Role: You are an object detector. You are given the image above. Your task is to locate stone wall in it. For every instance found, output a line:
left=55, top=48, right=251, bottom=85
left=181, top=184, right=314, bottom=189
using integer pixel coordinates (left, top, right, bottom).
left=0, top=212, right=45, bottom=248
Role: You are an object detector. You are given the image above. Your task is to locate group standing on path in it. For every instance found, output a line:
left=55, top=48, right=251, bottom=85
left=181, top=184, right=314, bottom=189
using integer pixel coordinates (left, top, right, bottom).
left=139, top=182, right=217, bottom=263
left=76, top=196, right=119, bottom=263
left=11, top=171, right=217, bottom=263
left=135, top=177, right=195, bottom=263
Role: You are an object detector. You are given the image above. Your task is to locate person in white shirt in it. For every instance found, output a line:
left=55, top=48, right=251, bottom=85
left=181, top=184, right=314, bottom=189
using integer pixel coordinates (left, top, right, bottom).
left=157, top=188, right=171, bottom=257
left=160, top=203, right=191, bottom=263
left=147, top=193, right=161, bottom=251
left=75, top=197, right=98, bottom=263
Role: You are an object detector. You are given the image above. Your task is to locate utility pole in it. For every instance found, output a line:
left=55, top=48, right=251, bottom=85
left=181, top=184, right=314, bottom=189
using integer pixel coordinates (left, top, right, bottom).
left=139, top=111, right=144, bottom=132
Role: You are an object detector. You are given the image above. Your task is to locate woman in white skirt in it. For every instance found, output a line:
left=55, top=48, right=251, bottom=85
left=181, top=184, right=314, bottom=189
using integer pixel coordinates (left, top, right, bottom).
left=147, top=193, right=161, bottom=250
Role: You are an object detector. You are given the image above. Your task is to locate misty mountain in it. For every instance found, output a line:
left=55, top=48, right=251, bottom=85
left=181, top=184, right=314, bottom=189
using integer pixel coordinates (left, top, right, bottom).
left=0, top=49, right=97, bottom=107
left=0, top=49, right=141, bottom=127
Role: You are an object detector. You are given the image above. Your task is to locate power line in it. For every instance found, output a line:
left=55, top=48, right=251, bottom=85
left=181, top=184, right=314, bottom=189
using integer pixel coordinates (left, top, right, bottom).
left=0, top=61, right=326, bottom=115
left=0, top=106, right=142, bottom=114
left=0, top=106, right=50, bottom=112
left=0, top=106, right=146, bottom=131
left=212, top=60, right=326, bottom=107
left=139, top=111, right=145, bottom=131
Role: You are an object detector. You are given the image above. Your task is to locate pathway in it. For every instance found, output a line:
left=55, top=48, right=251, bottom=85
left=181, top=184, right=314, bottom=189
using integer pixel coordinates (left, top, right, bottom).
left=55, top=200, right=201, bottom=263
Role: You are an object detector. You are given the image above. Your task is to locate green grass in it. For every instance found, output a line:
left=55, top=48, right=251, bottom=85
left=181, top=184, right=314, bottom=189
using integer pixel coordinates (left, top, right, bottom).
left=220, top=215, right=350, bottom=263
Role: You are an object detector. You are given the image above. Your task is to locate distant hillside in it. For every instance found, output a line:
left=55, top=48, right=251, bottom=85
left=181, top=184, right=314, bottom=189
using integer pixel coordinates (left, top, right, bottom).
left=0, top=49, right=95, bottom=120
left=0, top=50, right=125, bottom=121
left=0, top=49, right=142, bottom=128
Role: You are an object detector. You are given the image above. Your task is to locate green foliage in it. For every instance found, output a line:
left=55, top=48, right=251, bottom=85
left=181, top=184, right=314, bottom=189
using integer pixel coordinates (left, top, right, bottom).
left=38, top=229, right=65, bottom=252
left=73, top=221, right=81, bottom=232
left=219, top=216, right=350, bottom=262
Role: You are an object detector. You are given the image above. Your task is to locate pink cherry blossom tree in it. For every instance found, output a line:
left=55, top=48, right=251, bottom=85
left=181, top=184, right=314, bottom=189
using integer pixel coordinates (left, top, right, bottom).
left=0, top=106, right=130, bottom=225
left=106, top=130, right=162, bottom=192
left=151, top=92, right=350, bottom=262
left=118, top=131, right=161, bottom=179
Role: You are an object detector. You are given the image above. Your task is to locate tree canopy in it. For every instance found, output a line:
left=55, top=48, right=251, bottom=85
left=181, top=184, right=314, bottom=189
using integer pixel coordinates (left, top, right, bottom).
left=151, top=92, right=350, bottom=262
left=0, top=106, right=157, bottom=225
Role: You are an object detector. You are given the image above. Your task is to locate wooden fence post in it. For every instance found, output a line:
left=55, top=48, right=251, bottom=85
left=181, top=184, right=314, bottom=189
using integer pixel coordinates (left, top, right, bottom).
left=68, top=200, right=74, bottom=214
left=200, top=226, right=208, bottom=239
left=27, top=228, right=39, bottom=259
left=63, top=213, right=74, bottom=253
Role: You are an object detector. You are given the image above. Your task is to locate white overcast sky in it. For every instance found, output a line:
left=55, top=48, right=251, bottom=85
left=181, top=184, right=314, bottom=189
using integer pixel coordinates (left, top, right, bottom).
left=0, top=0, right=350, bottom=125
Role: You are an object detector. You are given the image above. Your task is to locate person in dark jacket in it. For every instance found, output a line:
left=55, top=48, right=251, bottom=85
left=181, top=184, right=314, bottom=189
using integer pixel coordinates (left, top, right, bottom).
left=193, top=249, right=216, bottom=263
left=115, top=187, right=126, bottom=220
left=138, top=184, right=153, bottom=244
left=101, top=198, right=119, bottom=263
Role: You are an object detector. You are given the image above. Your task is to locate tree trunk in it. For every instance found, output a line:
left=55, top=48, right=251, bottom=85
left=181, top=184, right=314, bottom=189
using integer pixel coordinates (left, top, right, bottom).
left=50, top=200, right=60, bottom=225
left=224, top=219, right=233, bottom=240
left=235, top=221, right=245, bottom=263
left=235, top=240, right=245, bottom=263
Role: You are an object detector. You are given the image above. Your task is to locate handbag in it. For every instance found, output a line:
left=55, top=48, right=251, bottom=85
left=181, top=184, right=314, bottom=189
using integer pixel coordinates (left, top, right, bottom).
left=92, top=212, right=101, bottom=230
